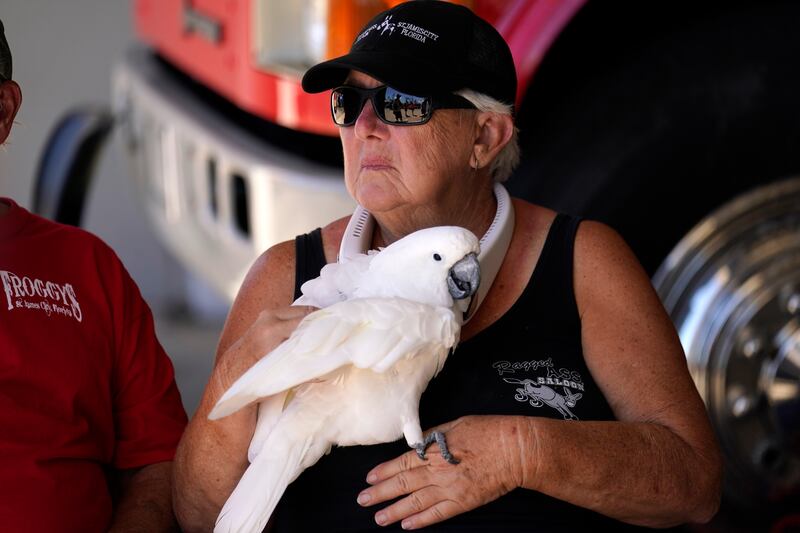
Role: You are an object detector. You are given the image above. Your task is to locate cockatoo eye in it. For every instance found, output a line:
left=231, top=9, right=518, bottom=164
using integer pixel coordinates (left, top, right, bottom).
left=433, top=253, right=442, bottom=261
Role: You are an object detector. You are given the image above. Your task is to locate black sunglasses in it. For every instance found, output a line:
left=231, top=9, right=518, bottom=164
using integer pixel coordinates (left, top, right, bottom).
left=331, top=85, right=476, bottom=126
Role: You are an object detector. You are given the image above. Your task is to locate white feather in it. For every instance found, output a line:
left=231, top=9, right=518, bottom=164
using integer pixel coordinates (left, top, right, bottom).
left=293, top=250, right=376, bottom=308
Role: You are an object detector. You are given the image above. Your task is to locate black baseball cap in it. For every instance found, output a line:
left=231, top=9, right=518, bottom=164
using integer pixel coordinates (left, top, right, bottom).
left=0, top=19, right=11, bottom=80
left=302, top=1, right=517, bottom=107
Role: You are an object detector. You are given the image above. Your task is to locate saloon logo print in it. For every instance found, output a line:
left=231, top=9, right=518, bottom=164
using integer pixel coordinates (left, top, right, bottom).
left=492, top=357, right=584, bottom=420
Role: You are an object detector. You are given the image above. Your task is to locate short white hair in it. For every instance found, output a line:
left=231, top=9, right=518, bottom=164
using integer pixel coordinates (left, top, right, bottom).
left=455, top=89, right=520, bottom=183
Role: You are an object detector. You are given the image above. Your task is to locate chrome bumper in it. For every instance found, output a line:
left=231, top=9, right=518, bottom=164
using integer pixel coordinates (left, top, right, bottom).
left=112, top=48, right=354, bottom=301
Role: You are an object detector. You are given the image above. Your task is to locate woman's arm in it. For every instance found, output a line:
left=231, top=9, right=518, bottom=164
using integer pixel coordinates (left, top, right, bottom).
left=359, top=221, right=722, bottom=529
left=172, top=240, right=313, bottom=532
left=516, top=220, right=722, bottom=526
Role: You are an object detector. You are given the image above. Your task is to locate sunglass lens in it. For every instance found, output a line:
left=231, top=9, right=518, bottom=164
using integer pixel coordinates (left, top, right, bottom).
left=383, top=87, right=429, bottom=124
left=332, top=87, right=357, bottom=126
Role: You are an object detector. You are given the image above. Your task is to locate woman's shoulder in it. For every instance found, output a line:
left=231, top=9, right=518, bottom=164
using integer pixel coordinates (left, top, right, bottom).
left=235, top=238, right=298, bottom=310
left=511, top=197, right=626, bottom=254
left=244, top=216, right=351, bottom=290
left=574, top=218, right=636, bottom=269
left=572, top=218, right=652, bottom=318
left=509, top=197, right=557, bottom=240
left=244, top=216, right=351, bottom=288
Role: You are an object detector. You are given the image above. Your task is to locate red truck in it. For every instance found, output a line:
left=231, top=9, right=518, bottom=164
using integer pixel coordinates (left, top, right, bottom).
left=38, top=0, right=798, bottom=529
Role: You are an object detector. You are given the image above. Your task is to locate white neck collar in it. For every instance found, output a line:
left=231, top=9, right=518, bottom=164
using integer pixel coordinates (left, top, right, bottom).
left=338, top=183, right=515, bottom=323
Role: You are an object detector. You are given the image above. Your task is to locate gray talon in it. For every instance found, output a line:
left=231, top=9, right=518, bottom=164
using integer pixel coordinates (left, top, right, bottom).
left=414, top=443, right=428, bottom=461
left=413, top=431, right=460, bottom=464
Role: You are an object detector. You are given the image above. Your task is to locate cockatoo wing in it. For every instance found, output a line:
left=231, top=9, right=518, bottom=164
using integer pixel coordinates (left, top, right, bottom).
left=208, top=297, right=458, bottom=420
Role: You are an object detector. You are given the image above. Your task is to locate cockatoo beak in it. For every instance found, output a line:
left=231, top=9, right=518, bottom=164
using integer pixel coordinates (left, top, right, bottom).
left=447, top=252, right=480, bottom=300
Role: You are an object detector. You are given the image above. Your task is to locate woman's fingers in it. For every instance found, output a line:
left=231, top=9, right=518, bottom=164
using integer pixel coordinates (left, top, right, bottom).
left=359, top=460, right=431, bottom=507
left=398, top=500, right=464, bottom=530
left=366, top=449, right=423, bottom=485
left=251, top=305, right=317, bottom=346
left=369, top=486, right=457, bottom=528
left=275, top=305, right=317, bottom=319
left=360, top=416, right=521, bottom=528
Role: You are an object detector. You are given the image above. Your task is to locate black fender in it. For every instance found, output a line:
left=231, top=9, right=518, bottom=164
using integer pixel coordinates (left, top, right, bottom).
left=33, top=106, right=114, bottom=226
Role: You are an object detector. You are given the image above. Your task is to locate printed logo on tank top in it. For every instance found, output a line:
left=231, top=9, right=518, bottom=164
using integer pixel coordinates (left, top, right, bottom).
left=0, top=269, right=83, bottom=322
left=492, top=358, right=583, bottom=420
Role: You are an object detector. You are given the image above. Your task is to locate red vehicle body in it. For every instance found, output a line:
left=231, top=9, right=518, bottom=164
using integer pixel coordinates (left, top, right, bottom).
left=132, top=0, right=584, bottom=135
left=104, top=0, right=800, bottom=529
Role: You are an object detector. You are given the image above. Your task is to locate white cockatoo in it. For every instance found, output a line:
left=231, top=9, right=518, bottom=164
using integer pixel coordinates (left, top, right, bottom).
left=209, top=225, right=481, bottom=533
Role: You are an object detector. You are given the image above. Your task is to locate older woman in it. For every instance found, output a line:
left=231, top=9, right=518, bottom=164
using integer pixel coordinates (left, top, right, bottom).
left=173, top=2, right=722, bottom=531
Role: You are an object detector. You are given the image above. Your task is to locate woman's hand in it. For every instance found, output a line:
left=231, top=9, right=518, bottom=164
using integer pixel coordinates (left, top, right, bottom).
left=357, top=415, right=528, bottom=530
left=211, top=305, right=317, bottom=395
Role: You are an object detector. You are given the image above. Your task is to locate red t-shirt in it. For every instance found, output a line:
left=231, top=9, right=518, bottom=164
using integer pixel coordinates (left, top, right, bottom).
left=0, top=198, right=188, bottom=532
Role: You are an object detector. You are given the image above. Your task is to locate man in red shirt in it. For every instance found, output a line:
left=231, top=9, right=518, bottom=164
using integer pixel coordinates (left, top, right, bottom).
left=0, top=19, right=188, bottom=532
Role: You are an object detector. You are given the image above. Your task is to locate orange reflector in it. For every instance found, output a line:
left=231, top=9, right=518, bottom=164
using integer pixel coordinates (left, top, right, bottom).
left=325, top=0, right=389, bottom=60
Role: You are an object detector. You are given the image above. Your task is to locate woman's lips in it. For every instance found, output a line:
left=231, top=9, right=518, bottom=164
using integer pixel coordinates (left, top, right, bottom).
left=360, top=157, right=394, bottom=171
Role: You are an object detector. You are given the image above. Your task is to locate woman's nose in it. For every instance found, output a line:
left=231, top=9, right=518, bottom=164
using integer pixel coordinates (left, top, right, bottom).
left=354, top=97, right=387, bottom=140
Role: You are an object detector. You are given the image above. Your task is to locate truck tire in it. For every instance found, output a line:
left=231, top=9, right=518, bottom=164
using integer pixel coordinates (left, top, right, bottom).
left=508, top=0, right=800, bottom=527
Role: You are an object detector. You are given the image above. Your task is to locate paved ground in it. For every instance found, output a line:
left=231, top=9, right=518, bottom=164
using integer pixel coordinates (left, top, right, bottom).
left=155, top=313, right=225, bottom=417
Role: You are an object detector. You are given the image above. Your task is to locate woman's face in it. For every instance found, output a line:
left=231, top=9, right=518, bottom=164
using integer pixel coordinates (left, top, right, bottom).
left=339, top=71, right=476, bottom=220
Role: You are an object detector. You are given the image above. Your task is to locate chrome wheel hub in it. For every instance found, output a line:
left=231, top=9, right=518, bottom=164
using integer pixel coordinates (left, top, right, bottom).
left=653, top=177, right=800, bottom=506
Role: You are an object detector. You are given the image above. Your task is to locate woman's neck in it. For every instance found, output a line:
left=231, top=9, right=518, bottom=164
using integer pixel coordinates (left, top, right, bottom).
left=372, top=183, right=497, bottom=248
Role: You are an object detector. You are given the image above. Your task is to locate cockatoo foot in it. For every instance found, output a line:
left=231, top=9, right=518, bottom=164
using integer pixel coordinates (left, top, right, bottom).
left=412, top=431, right=460, bottom=464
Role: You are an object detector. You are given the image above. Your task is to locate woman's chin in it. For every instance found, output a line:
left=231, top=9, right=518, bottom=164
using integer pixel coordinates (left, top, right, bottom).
left=353, top=185, right=400, bottom=214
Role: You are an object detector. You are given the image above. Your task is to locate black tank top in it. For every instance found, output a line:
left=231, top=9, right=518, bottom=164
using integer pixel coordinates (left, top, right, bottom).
left=272, top=214, right=645, bottom=532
